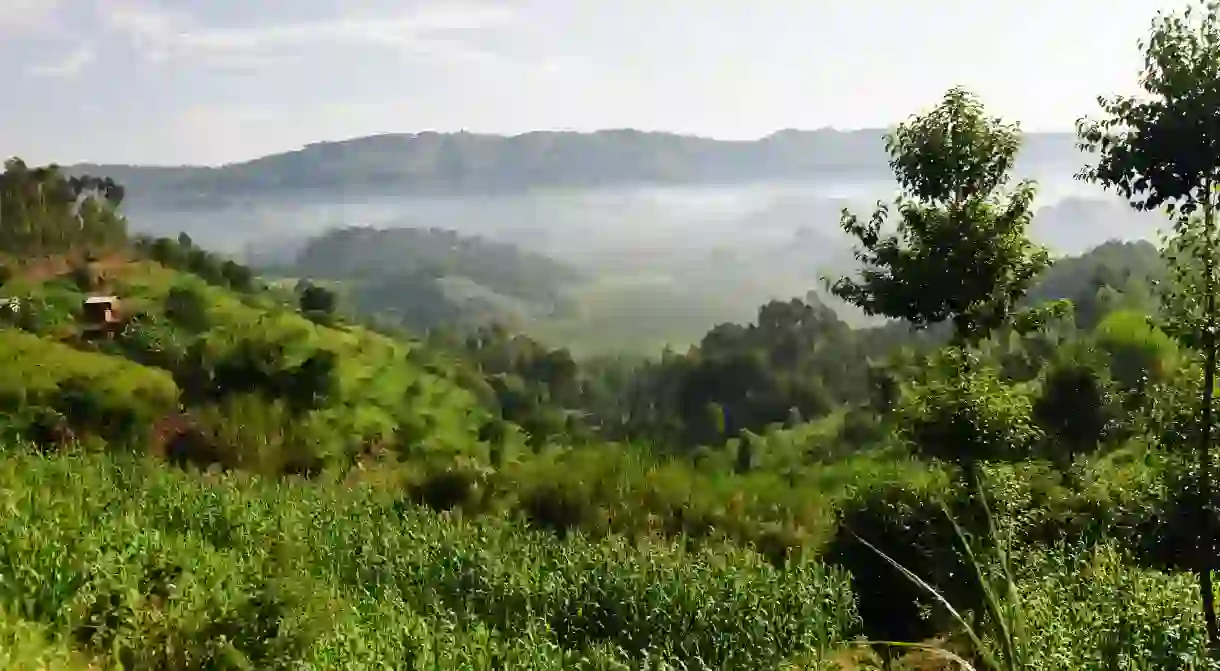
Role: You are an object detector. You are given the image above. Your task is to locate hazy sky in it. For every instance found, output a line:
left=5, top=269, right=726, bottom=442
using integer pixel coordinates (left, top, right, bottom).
left=0, top=0, right=1187, bottom=166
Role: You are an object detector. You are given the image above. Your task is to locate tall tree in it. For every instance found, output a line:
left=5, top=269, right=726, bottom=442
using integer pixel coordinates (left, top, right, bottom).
left=827, top=87, right=1054, bottom=347
left=0, top=158, right=127, bottom=256
left=1076, top=0, right=1220, bottom=647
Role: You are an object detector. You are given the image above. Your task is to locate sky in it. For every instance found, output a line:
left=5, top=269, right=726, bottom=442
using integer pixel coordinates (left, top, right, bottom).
left=0, top=0, right=1190, bottom=166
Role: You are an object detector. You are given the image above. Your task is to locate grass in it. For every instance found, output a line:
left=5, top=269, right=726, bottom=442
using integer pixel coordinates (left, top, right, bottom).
left=7, top=256, right=1220, bottom=669
left=852, top=478, right=1217, bottom=670
left=0, top=608, right=96, bottom=671
left=0, top=446, right=860, bottom=669
left=106, top=262, right=498, bottom=463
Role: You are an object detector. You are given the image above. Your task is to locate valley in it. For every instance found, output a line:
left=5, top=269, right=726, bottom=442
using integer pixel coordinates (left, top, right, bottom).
left=1, top=2, right=1218, bottom=667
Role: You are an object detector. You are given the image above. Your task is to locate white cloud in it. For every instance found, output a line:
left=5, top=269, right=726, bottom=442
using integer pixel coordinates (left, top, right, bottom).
left=99, top=2, right=517, bottom=68
left=0, top=0, right=61, bottom=34
left=28, top=45, right=95, bottom=77
left=100, top=2, right=191, bottom=60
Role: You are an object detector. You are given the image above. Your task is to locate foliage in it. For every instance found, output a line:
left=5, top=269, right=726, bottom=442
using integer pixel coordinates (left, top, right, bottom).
left=164, top=285, right=210, bottom=333
left=1094, top=309, right=1180, bottom=394
left=0, top=159, right=127, bottom=256
left=0, top=448, right=860, bottom=669
left=12, top=9, right=1220, bottom=661
left=829, top=87, right=1052, bottom=345
left=1026, top=241, right=1164, bottom=330
left=0, top=607, right=93, bottom=671
left=0, top=329, right=179, bottom=449
left=285, top=226, right=584, bottom=333
left=849, top=488, right=1218, bottom=671
left=605, top=296, right=902, bottom=449
left=133, top=234, right=256, bottom=293
left=1015, top=543, right=1216, bottom=670
left=1078, top=0, right=1220, bottom=646
left=1031, top=346, right=1120, bottom=465
left=896, top=348, right=1042, bottom=468
left=828, top=477, right=969, bottom=646
left=296, top=281, right=337, bottom=325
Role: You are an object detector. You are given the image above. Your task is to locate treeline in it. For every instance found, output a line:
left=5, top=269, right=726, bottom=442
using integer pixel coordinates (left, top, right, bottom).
left=428, top=239, right=1164, bottom=459
left=0, top=158, right=127, bottom=256
left=65, top=127, right=1085, bottom=202
left=132, top=232, right=256, bottom=293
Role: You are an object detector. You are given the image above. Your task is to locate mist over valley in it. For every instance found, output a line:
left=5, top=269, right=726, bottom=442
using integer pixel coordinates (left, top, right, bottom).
left=94, top=130, right=1169, bottom=353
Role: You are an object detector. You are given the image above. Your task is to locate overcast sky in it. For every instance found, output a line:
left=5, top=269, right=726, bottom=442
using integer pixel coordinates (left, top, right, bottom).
left=0, top=0, right=1187, bottom=166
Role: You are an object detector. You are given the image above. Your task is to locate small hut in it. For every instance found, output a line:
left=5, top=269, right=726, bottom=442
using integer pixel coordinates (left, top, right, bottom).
left=81, top=295, right=123, bottom=337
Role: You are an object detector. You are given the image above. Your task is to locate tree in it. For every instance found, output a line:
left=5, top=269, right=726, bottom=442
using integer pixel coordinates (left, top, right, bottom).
left=1033, top=352, right=1115, bottom=468
left=165, top=286, right=210, bottom=333
left=828, top=87, right=1055, bottom=347
left=220, top=259, right=254, bottom=292
left=828, top=89, right=1055, bottom=476
left=299, top=284, right=337, bottom=325
left=287, top=350, right=338, bottom=411
left=898, top=347, right=1042, bottom=467
left=1076, top=0, right=1220, bottom=646
left=0, top=159, right=127, bottom=255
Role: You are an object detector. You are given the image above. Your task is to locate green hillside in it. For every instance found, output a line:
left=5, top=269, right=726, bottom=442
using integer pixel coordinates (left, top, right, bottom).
left=14, top=4, right=1220, bottom=666
left=2, top=163, right=1216, bottom=668
left=0, top=248, right=501, bottom=474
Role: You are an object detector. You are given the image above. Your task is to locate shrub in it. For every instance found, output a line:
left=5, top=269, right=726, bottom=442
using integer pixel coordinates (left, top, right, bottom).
left=1015, top=542, right=1214, bottom=670
left=898, top=348, right=1042, bottom=468
left=164, top=285, right=210, bottom=332
left=827, top=479, right=976, bottom=645
left=1032, top=353, right=1119, bottom=465
left=299, top=285, right=337, bottom=325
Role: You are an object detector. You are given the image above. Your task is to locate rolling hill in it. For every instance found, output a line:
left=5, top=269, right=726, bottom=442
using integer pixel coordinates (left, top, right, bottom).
left=67, top=128, right=1084, bottom=202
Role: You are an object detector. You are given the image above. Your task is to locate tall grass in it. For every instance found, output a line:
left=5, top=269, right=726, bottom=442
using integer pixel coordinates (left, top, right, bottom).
left=853, top=475, right=1217, bottom=670
left=0, top=446, right=859, bottom=669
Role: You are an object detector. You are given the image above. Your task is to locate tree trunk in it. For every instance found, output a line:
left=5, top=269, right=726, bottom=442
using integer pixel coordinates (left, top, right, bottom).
left=1200, top=186, right=1219, bottom=649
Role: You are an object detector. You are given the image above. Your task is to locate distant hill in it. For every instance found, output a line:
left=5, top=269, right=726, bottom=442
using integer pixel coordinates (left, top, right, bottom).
left=281, top=226, right=586, bottom=334
left=67, top=128, right=1084, bottom=202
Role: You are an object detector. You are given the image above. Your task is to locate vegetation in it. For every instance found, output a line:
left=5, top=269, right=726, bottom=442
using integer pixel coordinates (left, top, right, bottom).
left=273, top=226, right=584, bottom=334
left=1078, top=0, right=1220, bottom=647
left=9, top=2, right=1220, bottom=667
left=0, top=159, right=127, bottom=257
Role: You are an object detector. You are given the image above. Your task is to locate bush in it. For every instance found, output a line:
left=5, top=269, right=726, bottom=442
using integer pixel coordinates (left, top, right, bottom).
left=827, top=479, right=977, bottom=646
left=164, top=285, right=210, bottom=332
left=409, top=464, right=492, bottom=513
left=171, top=395, right=336, bottom=475
left=898, top=348, right=1042, bottom=467
left=1032, top=353, right=1118, bottom=464
left=1015, top=542, right=1214, bottom=669
left=299, top=285, right=337, bottom=325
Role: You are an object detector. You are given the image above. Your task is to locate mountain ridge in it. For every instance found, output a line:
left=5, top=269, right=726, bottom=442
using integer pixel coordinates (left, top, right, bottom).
left=63, top=128, right=1084, bottom=201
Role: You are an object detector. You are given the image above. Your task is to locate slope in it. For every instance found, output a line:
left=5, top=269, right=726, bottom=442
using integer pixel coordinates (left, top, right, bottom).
left=0, top=246, right=506, bottom=474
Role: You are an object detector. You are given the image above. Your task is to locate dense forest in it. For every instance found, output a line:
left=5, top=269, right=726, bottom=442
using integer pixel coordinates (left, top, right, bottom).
left=9, top=3, right=1220, bottom=669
